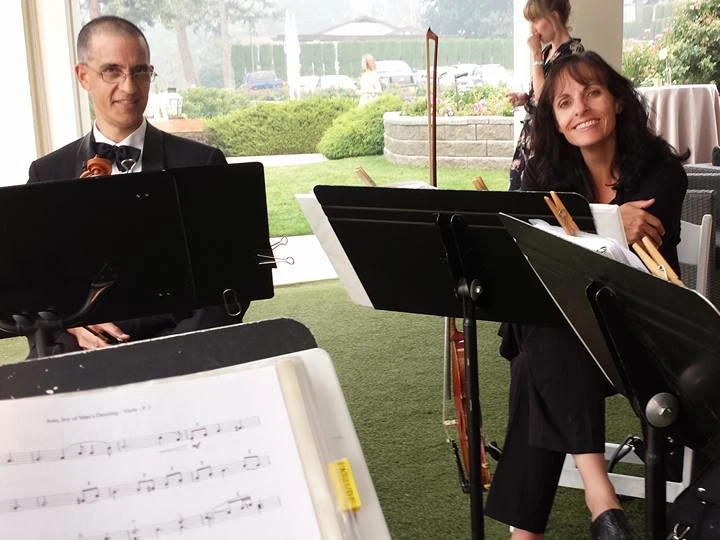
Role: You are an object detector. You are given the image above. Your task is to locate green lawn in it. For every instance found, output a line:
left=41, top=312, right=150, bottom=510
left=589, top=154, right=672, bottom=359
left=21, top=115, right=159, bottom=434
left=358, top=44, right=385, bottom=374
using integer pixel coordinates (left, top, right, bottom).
left=264, top=156, right=509, bottom=236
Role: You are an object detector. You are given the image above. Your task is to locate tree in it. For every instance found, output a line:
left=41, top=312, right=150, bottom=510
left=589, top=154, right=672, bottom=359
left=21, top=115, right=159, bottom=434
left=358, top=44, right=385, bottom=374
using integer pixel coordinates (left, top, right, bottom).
left=666, top=0, right=720, bottom=84
left=198, top=0, right=283, bottom=89
left=421, top=0, right=512, bottom=39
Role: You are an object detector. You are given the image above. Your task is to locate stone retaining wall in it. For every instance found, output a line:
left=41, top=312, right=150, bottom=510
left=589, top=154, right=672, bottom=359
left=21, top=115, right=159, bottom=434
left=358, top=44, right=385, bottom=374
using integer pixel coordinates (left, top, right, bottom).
left=150, top=118, right=209, bottom=144
left=383, top=111, right=514, bottom=169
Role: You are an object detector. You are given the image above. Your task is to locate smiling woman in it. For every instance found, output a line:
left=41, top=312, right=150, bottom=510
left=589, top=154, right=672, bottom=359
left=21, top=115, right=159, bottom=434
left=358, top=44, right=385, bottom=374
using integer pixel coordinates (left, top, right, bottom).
left=485, top=50, right=688, bottom=539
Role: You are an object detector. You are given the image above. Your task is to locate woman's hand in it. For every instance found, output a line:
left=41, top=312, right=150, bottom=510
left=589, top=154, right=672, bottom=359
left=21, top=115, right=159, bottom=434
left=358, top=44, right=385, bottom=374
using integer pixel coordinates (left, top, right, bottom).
left=527, top=32, right=543, bottom=62
left=619, top=199, right=666, bottom=246
left=507, top=92, right=527, bottom=107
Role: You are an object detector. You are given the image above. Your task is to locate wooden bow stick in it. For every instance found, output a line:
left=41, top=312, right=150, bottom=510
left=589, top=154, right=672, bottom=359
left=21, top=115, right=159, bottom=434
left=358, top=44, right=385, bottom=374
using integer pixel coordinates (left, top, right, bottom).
left=355, top=166, right=377, bottom=187
left=631, top=236, right=684, bottom=286
left=544, top=190, right=580, bottom=235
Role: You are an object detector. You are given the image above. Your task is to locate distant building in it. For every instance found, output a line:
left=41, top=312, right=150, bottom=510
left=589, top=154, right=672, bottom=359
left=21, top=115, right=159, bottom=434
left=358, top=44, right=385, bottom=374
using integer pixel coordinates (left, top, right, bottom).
left=298, top=15, right=424, bottom=41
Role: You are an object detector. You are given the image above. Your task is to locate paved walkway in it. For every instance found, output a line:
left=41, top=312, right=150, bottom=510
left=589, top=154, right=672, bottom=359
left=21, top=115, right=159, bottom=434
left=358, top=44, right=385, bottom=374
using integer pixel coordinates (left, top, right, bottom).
left=228, top=153, right=327, bottom=167
left=231, top=154, right=336, bottom=286
left=270, top=235, right=338, bottom=286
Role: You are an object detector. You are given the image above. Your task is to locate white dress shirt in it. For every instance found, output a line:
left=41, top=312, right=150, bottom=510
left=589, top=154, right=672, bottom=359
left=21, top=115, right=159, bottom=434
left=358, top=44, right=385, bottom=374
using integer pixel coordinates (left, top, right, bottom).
left=92, top=119, right=147, bottom=174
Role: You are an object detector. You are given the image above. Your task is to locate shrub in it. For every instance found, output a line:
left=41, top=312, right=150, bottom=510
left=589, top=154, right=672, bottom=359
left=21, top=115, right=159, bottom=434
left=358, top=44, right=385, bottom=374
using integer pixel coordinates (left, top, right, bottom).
left=666, top=0, right=720, bottom=84
left=400, top=84, right=513, bottom=117
left=180, top=87, right=250, bottom=119
left=317, top=94, right=404, bottom=159
left=622, top=40, right=664, bottom=86
left=205, top=96, right=355, bottom=156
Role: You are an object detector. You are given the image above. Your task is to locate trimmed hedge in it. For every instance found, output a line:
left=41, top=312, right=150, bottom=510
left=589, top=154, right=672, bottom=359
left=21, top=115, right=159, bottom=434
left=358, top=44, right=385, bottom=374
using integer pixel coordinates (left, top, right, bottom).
left=232, top=38, right=513, bottom=84
left=205, top=96, right=356, bottom=156
left=180, top=87, right=250, bottom=119
left=317, top=94, right=404, bottom=160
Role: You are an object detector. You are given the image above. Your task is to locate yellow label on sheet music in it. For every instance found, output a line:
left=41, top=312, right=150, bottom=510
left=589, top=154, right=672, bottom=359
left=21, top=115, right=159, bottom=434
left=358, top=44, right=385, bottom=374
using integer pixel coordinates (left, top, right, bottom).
left=328, top=458, right=362, bottom=511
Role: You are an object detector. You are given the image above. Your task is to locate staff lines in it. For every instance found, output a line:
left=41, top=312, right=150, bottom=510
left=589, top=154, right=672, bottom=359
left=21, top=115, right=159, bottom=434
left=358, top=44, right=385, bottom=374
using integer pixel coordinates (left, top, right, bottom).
left=1, top=416, right=261, bottom=466
left=73, top=495, right=282, bottom=540
left=1, top=455, right=271, bottom=514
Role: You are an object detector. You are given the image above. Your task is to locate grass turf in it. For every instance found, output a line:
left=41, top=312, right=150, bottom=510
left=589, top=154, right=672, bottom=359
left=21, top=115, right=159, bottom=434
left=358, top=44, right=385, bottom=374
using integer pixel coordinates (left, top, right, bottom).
left=0, top=279, right=647, bottom=539
left=243, top=280, right=646, bottom=539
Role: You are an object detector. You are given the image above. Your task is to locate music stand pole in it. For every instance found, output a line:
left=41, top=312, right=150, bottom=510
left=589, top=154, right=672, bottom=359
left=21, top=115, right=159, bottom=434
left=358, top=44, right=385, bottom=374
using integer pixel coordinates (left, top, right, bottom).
left=443, top=214, right=486, bottom=540
left=593, top=286, right=676, bottom=538
left=458, top=277, right=485, bottom=540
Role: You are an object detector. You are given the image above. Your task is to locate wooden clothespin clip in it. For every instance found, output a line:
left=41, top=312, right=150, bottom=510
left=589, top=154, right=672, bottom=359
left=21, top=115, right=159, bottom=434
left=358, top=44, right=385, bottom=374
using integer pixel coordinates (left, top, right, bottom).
left=631, top=236, right=685, bottom=287
left=472, top=175, right=488, bottom=191
left=355, top=166, right=377, bottom=187
left=544, top=190, right=580, bottom=236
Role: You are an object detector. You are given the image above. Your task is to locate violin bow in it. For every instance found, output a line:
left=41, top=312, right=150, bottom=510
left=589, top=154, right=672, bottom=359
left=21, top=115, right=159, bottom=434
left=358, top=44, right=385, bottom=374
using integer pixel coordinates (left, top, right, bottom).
left=426, top=28, right=438, bottom=188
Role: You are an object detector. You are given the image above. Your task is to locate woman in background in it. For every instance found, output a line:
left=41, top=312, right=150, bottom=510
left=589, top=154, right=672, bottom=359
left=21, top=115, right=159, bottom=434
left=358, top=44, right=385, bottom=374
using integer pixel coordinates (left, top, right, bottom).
left=508, top=0, right=583, bottom=190
left=359, top=54, right=382, bottom=106
left=486, top=51, right=688, bottom=539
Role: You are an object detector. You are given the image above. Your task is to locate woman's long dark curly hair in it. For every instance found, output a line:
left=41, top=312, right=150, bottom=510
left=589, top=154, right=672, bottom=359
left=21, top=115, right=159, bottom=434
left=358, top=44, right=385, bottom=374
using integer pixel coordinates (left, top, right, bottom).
left=529, top=51, right=687, bottom=199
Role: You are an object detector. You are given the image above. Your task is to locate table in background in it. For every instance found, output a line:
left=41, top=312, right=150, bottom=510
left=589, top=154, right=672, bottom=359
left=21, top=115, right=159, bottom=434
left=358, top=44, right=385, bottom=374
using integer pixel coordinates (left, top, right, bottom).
left=638, top=84, right=720, bottom=164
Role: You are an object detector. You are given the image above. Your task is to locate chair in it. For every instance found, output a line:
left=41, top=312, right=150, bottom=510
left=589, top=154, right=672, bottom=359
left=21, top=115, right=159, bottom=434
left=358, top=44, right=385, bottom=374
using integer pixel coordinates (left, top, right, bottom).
left=558, top=191, right=715, bottom=502
left=678, top=216, right=713, bottom=296
left=681, top=188, right=718, bottom=305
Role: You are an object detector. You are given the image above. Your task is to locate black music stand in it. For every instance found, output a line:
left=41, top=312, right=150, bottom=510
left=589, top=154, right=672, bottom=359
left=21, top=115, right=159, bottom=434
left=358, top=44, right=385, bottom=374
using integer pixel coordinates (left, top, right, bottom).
left=500, top=213, right=720, bottom=539
left=314, top=186, right=595, bottom=540
left=0, top=319, right=317, bottom=399
left=0, top=163, right=274, bottom=357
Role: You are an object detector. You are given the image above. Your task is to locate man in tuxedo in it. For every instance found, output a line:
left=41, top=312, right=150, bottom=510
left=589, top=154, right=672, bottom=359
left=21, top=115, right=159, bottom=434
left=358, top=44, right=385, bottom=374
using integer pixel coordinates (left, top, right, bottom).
left=26, top=15, right=240, bottom=357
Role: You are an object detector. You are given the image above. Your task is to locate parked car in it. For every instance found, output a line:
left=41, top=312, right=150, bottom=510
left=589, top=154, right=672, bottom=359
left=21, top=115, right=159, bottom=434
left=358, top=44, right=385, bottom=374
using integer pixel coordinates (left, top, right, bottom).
left=298, top=75, right=320, bottom=97
left=376, top=60, right=416, bottom=89
left=318, top=74, right=358, bottom=92
left=243, top=70, right=285, bottom=90
left=452, top=63, right=483, bottom=92
left=473, top=64, right=513, bottom=87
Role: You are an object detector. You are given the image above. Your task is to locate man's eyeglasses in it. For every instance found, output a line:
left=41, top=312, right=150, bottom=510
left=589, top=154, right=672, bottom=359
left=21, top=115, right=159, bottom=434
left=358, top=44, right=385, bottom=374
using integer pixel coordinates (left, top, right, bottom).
left=84, top=64, right=157, bottom=84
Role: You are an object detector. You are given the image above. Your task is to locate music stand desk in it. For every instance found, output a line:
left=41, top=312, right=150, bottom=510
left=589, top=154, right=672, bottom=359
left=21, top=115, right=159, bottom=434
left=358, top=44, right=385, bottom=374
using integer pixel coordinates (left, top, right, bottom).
left=501, top=213, right=720, bottom=537
left=0, top=163, right=273, bottom=355
left=314, top=186, right=594, bottom=540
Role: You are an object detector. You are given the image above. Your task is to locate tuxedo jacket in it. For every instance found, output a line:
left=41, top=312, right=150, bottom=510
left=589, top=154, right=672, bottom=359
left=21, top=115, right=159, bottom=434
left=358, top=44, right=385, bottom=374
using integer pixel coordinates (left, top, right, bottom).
left=26, top=123, right=242, bottom=357
left=28, top=122, right=225, bottom=182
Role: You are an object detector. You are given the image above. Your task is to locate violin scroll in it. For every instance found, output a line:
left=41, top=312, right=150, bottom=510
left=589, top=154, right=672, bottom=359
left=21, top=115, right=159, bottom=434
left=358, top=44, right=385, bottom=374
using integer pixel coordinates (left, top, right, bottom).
left=80, top=155, right=112, bottom=178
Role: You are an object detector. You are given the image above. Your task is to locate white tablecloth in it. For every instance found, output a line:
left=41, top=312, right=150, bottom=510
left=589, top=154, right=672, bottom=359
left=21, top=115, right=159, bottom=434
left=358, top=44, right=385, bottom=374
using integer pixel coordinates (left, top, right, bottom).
left=638, top=84, right=720, bottom=164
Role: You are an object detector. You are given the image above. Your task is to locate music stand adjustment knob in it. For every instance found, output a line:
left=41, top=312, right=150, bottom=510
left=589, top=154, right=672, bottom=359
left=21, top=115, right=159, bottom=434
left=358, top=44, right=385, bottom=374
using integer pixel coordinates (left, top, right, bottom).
left=645, top=392, right=679, bottom=428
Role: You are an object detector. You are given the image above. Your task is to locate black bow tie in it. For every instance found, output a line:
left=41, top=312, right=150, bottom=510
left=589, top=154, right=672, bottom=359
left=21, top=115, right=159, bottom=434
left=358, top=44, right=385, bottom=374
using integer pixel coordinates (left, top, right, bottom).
left=93, top=142, right=141, bottom=172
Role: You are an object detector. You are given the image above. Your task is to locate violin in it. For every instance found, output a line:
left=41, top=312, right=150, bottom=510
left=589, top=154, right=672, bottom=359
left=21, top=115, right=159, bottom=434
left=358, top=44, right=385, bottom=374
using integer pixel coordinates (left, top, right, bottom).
left=80, top=155, right=112, bottom=178
left=425, top=29, right=491, bottom=492
left=446, top=176, right=492, bottom=493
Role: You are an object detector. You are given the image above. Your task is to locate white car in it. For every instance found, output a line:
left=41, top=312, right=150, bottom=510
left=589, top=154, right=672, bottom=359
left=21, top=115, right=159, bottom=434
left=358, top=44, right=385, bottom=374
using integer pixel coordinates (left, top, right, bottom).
left=298, top=75, right=320, bottom=97
left=376, top=60, right=416, bottom=89
left=318, top=75, right=358, bottom=92
left=473, top=64, right=513, bottom=87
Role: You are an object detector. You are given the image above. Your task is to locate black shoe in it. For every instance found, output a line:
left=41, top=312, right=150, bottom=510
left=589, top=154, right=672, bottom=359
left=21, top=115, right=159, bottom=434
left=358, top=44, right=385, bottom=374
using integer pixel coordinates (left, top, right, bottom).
left=590, top=509, right=637, bottom=539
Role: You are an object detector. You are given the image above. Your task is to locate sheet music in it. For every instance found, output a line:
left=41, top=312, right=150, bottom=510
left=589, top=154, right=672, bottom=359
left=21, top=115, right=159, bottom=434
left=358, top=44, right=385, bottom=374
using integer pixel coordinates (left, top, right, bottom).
left=0, top=363, right=324, bottom=540
left=295, top=193, right=372, bottom=307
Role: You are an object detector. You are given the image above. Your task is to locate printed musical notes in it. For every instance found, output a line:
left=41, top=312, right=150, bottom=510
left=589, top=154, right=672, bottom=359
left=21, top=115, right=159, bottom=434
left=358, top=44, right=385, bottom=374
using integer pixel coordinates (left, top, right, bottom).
left=0, top=416, right=261, bottom=467
left=0, top=455, right=270, bottom=514
left=0, top=360, right=326, bottom=539
left=75, top=495, right=282, bottom=540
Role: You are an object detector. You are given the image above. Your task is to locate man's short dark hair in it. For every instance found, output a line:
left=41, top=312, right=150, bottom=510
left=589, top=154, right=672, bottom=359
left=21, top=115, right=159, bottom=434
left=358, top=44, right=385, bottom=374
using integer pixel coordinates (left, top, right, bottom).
left=77, top=15, right=150, bottom=64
